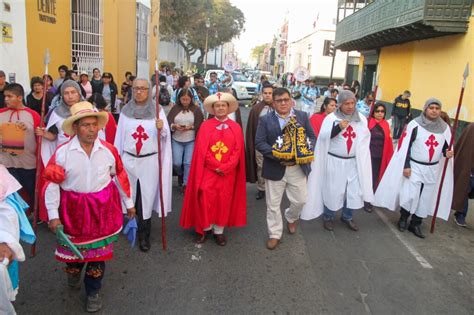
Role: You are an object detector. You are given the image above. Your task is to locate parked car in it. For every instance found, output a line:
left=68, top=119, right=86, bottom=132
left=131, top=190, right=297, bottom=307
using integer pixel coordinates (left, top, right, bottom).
left=205, top=70, right=258, bottom=100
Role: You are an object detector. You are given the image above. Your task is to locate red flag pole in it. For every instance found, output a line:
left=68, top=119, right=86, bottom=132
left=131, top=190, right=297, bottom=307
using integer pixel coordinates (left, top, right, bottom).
left=31, top=49, right=50, bottom=257
left=430, top=63, right=469, bottom=233
left=155, top=61, right=167, bottom=250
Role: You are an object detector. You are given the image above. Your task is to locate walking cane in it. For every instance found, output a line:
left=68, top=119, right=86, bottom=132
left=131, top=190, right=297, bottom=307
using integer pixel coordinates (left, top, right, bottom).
left=31, top=49, right=50, bottom=257
left=155, top=61, right=167, bottom=250
left=430, top=63, right=469, bottom=233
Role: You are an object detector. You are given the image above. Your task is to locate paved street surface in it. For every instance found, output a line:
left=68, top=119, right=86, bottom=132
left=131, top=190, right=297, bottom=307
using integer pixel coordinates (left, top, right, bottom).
left=15, top=104, right=474, bottom=314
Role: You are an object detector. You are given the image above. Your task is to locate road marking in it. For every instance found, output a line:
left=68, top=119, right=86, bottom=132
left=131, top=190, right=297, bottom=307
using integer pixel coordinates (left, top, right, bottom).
left=375, top=209, right=433, bottom=269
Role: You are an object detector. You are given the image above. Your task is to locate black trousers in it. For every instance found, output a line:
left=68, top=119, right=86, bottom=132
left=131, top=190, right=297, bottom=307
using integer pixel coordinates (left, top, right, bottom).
left=371, top=157, right=382, bottom=192
left=392, top=115, right=407, bottom=139
left=66, top=261, right=105, bottom=296
left=135, top=181, right=151, bottom=240
left=7, top=168, right=36, bottom=203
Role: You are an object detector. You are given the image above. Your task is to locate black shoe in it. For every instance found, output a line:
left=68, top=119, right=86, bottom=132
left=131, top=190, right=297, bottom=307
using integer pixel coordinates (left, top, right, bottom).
left=139, top=238, right=150, bottom=252
left=256, top=190, right=265, bottom=200
left=408, top=225, right=425, bottom=239
left=178, top=175, right=184, bottom=187
left=398, top=217, right=408, bottom=232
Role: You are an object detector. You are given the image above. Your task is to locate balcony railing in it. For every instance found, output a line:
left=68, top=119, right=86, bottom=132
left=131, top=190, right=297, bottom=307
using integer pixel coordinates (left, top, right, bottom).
left=335, top=0, right=472, bottom=51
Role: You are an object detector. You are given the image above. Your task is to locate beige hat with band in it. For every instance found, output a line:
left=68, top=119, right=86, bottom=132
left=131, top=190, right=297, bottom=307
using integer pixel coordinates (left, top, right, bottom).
left=62, top=101, right=109, bottom=136
left=203, top=92, right=238, bottom=116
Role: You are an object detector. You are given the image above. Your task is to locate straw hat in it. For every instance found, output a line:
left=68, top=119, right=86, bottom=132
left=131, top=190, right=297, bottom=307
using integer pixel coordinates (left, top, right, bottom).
left=203, top=92, right=238, bottom=116
left=62, top=102, right=109, bottom=136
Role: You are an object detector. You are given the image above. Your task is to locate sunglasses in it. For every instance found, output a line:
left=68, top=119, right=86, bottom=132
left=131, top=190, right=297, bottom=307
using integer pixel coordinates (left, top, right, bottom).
left=374, top=110, right=385, bottom=113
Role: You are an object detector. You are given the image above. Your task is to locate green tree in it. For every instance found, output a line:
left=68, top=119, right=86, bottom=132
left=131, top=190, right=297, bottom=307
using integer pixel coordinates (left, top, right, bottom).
left=251, top=44, right=268, bottom=61
left=160, top=0, right=245, bottom=70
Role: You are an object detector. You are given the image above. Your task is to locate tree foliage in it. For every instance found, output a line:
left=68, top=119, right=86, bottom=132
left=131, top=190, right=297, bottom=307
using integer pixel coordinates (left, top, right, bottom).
left=160, top=0, right=245, bottom=69
left=251, top=44, right=268, bottom=59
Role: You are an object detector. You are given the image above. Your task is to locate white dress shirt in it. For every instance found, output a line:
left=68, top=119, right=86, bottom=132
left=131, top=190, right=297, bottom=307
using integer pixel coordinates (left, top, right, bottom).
left=45, top=136, right=134, bottom=220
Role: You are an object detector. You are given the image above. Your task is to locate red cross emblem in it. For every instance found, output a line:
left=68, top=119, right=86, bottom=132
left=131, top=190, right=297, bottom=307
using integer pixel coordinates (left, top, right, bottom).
left=425, top=134, right=439, bottom=162
left=342, top=125, right=356, bottom=154
left=132, top=125, right=149, bottom=155
left=216, top=92, right=222, bottom=99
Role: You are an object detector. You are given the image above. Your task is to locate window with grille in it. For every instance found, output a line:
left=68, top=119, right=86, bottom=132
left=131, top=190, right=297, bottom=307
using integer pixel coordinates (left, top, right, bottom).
left=136, top=3, right=150, bottom=61
left=71, top=0, right=103, bottom=74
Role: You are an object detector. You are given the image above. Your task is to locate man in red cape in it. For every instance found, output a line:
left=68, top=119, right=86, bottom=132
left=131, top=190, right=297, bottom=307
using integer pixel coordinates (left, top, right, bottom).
left=180, top=92, right=246, bottom=246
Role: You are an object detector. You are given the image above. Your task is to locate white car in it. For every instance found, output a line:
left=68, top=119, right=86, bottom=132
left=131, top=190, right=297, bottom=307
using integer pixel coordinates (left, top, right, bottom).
left=205, top=70, right=258, bottom=100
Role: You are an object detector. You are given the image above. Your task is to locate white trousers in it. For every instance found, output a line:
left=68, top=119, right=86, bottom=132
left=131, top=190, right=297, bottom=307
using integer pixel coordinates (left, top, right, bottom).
left=266, top=165, right=307, bottom=239
left=204, top=225, right=224, bottom=234
left=324, top=155, right=364, bottom=211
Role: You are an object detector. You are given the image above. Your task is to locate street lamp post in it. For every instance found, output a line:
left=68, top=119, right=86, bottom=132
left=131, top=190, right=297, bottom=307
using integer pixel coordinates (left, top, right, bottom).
left=204, top=18, right=210, bottom=71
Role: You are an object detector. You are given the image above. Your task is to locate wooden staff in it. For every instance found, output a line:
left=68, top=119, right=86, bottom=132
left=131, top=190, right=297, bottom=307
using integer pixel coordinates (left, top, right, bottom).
left=31, top=49, right=50, bottom=257
left=155, top=61, right=167, bottom=250
left=430, top=63, right=469, bottom=233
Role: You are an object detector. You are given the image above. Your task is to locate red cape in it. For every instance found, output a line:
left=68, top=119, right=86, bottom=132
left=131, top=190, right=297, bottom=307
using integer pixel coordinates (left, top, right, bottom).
left=180, top=118, right=247, bottom=234
left=309, top=112, right=327, bottom=137
left=368, top=117, right=394, bottom=184
left=105, top=112, right=117, bottom=144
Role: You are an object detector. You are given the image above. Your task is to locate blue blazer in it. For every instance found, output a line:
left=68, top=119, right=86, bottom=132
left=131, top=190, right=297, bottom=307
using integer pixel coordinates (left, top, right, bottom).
left=255, top=109, right=316, bottom=181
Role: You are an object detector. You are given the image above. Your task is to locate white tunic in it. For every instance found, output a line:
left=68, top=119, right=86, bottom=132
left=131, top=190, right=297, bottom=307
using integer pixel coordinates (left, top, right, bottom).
left=41, top=111, right=70, bottom=166
left=374, top=120, right=453, bottom=220
left=301, top=113, right=374, bottom=220
left=114, top=107, right=172, bottom=220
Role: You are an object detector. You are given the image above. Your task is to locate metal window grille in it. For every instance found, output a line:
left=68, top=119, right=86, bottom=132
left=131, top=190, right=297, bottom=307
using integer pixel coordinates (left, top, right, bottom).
left=71, top=0, right=103, bottom=74
left=136, top=3, right=150, bottom=61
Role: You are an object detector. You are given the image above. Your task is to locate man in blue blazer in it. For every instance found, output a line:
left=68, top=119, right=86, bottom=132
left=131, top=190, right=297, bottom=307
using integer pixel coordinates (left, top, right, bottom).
left=256, top=87, right=316, bottom=250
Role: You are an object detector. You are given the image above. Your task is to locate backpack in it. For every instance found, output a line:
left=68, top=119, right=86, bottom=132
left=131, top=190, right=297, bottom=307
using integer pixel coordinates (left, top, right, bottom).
left=159, top=85, right=170, bottom=105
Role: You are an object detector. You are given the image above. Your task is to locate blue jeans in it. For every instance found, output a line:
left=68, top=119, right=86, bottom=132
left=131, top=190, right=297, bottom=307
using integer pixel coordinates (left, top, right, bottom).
left=171, top=139, right=194, bottom=185
left=455, top=174, right=474, bottom=220
left=323, top=203, right=354, bottom=221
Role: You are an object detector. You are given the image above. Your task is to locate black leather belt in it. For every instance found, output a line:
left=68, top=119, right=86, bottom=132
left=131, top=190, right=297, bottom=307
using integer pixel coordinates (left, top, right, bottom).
left=125, top=151, right=157, bottom=158
left=328, top=152, right=355, bottom=159
left=410, top=158, right=439, bottom=166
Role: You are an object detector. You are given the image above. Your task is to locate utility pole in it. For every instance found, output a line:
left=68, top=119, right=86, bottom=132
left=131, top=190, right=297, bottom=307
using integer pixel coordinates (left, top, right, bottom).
left=204, top=18, right=210, bottom=71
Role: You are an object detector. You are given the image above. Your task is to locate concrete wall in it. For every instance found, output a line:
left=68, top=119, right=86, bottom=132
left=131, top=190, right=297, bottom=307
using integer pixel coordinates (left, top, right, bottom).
left=24, top=0, right=70, bottom=84
left=286, top=30, right=347, bottom=80
left=377, top=15, right=473, bottom=122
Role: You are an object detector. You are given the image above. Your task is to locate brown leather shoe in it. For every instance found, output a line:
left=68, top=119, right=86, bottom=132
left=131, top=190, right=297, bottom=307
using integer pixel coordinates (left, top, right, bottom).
left=214, top=233, right=227, bottom=246
left=323, top=220, right=334, bottom=231
left=341, top=218, right=359, bottom=231
left=287, top=221, right=298, bottom=234
left=266, top=238, right=279, bottom=250
left=196, top=230, right=211, bottom=244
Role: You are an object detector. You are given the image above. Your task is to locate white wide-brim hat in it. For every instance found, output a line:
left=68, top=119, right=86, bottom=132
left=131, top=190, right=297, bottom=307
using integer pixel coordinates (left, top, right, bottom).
left=203, top=92, right=238, bottom=116
left=62, top=101, right=109, bottom=136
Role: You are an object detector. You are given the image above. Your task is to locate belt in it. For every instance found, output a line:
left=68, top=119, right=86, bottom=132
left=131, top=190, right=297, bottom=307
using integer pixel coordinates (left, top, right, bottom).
left=280, top=161, right=296, bottom=166
left=328, top=152, right=355, bottom=159
left=125, top=151, right=157, bottom=158
left=410, top=157, right=439, bottom=166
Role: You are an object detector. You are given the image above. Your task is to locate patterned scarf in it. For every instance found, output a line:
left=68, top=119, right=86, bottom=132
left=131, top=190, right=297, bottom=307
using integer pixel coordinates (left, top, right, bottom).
left=272, top=116, right=314, bottom=164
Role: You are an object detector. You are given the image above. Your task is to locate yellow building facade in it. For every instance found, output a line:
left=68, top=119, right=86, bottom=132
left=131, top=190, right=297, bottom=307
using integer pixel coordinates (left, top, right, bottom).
left=377, top=16, right=473, bottom=122
left=24, top=0, right=160, bottom=81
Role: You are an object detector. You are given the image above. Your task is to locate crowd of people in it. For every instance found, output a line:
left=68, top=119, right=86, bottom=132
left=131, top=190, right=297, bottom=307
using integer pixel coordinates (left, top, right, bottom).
left=0, top=65, right=472, bottom=313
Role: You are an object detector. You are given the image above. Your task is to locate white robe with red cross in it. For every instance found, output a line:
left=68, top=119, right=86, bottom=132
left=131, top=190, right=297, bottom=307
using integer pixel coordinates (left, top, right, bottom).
left=301, top=113, right=374, bottom=220
left=374, top=120, right=453, bottom=220
left=114, top=107, right=172, bottom=220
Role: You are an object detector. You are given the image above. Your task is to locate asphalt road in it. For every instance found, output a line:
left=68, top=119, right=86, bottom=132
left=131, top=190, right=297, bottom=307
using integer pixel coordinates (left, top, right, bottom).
left=15, top=103, right=474, bottom=314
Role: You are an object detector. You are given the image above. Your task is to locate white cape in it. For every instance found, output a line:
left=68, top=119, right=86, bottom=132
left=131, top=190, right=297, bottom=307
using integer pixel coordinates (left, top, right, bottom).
left=301, top=113, right=374, bottom=220
left=374, top=120, right=453, bottom=221
left=114, top=106, right=173, bottom=219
